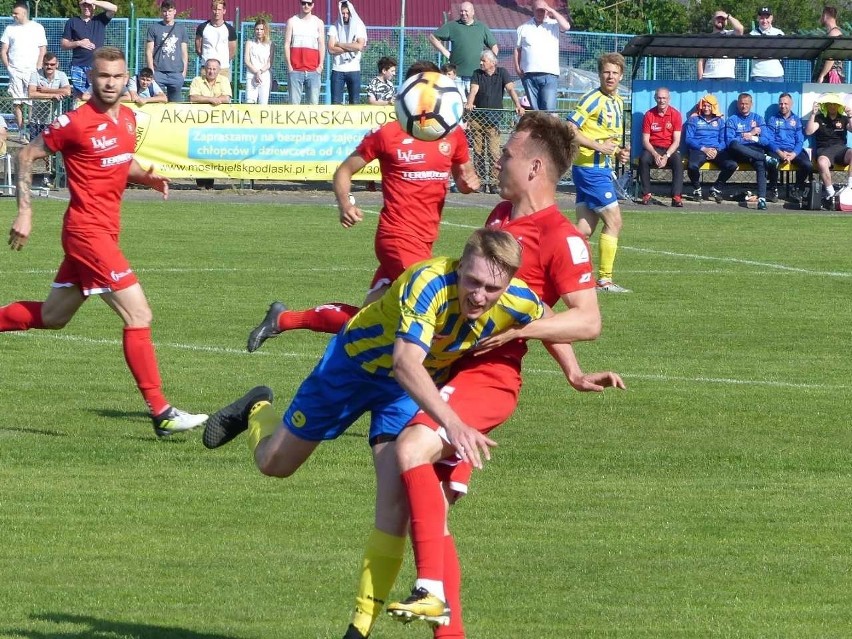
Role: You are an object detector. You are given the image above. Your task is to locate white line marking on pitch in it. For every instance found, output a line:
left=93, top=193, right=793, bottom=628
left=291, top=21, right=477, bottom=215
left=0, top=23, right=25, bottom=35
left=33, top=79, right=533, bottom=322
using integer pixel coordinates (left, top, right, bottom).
left=4, top=332, right=841, bottom=389
left=526, top=368, right=847, bottom=390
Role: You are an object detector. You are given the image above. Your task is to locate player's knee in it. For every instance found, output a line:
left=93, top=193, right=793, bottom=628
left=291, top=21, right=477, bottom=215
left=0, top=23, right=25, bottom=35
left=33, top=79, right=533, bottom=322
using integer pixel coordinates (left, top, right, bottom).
left=40, top=309, right=70, bottom=329
left=256, top=455, right=297, bottom=478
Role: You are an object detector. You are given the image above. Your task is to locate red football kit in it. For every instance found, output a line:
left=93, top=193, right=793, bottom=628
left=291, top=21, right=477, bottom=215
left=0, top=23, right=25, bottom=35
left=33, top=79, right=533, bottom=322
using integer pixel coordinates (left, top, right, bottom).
left=642, top=106, right=683, bottom=149
left=419, top=203, right=596, bottom=488
left=42, top=102, right=138, bottom=295
left=356, top=121, right=469, bottom=287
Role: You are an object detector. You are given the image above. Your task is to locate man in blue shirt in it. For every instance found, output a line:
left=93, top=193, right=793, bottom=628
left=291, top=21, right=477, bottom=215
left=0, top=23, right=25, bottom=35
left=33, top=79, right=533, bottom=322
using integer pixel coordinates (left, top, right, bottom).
left=61, top=0, right=117, bottom=103
left=684, top=94, right=738, bottom=203
left=725, top=92, right=777, bottom=209
left=762, top=92, right=812, bottom=203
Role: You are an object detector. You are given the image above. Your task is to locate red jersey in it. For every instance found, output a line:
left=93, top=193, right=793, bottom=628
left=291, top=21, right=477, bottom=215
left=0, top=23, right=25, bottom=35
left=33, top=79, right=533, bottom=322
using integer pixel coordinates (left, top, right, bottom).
left=42, top=102, right=136, bottom=236
left=642, top=106, right=683, bottom=149
left=356, top=122, right=469, bottom=243
left=485, top=202, right=595, bottom=362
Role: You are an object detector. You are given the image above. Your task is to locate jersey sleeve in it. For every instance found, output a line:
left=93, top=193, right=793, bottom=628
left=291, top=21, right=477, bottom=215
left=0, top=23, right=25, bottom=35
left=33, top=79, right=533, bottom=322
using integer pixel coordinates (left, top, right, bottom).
left=227, top=23, right=237, bottom=40
left=395, top=267, right=445, bottom=352
left=195, top=22, right=206, bottom=38
left=355, top=126, right=383, bottom=163
left=543, top=230, right=595, bottom=294
left=41, top=111, right=77, bottom=154
left=450, top=126, right=470, bottom=164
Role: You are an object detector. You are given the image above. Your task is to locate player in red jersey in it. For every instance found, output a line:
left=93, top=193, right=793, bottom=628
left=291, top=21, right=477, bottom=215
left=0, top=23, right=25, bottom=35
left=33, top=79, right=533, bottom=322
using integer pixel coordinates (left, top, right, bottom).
left=2, top=46, right=207, bottom=437
left=343, top=113, right=624, bottom=639
left=245, top=61, right=480, bottom=353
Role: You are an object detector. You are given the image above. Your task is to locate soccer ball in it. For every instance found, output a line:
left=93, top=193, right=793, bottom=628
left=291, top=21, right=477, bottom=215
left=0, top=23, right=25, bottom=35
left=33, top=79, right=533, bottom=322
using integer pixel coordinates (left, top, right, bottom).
left=395, top=71, right=464, bottom=141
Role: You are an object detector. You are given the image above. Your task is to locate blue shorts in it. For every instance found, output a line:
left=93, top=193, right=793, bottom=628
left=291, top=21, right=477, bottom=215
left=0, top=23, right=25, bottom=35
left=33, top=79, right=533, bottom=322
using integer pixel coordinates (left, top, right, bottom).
left=282, top=333, right=419, bottom=444
left=70, top=66, right=91, bottom=95
left=572, top=166, right=618, bottom=211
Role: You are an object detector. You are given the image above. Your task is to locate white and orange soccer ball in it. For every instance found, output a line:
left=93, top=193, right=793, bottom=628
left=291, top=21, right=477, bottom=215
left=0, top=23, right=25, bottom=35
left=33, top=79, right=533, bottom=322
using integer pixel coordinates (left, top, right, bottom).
left=395, top=71, right=464, bottom=141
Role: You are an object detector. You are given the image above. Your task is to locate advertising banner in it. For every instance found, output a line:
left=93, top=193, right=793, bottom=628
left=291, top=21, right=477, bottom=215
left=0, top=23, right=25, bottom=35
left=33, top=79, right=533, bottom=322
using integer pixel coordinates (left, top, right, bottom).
left=132, top=103, right=397, bottom=180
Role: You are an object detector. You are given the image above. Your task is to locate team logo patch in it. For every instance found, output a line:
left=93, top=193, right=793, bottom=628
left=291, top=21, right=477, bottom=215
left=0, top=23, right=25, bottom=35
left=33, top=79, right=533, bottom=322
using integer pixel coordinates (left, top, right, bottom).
left=566, top=236, right=590, bottom=265
left=439, top=140, right=451, bottom=156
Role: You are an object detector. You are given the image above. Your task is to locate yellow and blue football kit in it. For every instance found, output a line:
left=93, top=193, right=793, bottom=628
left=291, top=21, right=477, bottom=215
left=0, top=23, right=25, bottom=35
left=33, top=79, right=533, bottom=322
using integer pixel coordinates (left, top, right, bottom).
left=281, top=257, right=544, bottom=444
left=568, top=87, right=624, bottom=210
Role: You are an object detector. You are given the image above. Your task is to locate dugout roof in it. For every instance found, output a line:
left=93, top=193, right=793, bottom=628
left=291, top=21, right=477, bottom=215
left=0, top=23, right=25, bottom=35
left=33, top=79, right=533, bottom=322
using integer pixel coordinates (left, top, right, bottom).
left=622, top=35, right=852, bottom=79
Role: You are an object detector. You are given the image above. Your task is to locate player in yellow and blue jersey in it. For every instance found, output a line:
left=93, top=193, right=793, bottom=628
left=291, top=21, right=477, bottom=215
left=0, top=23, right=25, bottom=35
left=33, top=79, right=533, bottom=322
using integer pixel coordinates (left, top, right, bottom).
left=566, top=52, right=632, bottom=294
left=202, top=228, right=545, bottom=480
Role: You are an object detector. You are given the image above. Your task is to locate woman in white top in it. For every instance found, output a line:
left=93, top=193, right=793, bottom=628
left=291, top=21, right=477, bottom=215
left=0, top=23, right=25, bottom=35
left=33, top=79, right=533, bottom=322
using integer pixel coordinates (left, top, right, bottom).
left=244, top=18, right=274, bottom=104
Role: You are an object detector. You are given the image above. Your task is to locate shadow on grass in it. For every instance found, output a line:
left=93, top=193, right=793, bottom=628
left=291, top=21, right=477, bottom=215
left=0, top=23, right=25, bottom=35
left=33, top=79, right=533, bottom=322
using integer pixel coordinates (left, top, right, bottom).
left=0, top=426, right=66, bottom=437
left=8, top=612, right=243, bottom=639
left=95, top=409, right=151, bottom=421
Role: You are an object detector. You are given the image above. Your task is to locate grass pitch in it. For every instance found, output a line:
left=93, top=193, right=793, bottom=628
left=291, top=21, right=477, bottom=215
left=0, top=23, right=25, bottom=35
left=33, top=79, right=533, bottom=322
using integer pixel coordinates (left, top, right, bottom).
left=0, top=195, right=850, bottom=638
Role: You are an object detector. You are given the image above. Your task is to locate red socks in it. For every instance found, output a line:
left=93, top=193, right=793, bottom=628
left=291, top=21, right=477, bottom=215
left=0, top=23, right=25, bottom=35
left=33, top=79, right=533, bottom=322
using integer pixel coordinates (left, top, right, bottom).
left=435, top=534, right=464, bottom=638
left=0, top=301, right=45, bottom=330
left=122, top=326, right=168, bottom=416
left=277, top=303, right=358, bottom=334
left=402, top=464, right=446, bottom=582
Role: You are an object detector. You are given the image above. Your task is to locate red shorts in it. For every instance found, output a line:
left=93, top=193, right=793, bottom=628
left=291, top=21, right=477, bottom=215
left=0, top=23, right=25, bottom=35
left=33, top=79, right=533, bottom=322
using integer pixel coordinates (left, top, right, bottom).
left=369, top=232, right=433, bottom=290
left=414, top=354, right=523, bottom=495
left=55, top=231, right=138, bottom=296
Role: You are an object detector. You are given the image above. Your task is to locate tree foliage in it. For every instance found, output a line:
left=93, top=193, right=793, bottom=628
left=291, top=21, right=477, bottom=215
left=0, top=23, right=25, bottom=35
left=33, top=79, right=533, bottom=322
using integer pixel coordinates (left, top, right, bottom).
left=571, top=0, right=849, bottom=35
left=572, top=0, right=690, bottom=34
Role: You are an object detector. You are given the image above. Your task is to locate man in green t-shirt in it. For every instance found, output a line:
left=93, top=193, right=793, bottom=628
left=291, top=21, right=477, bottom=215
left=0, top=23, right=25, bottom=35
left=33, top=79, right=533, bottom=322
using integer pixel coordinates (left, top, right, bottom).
left=429, top=1, right=497, bottom=98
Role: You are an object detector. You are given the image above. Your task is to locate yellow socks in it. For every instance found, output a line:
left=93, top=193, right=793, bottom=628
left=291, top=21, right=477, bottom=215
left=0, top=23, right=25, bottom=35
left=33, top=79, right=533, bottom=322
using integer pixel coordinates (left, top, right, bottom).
left=351, top=528, right=406, bottom=636
left=246, top=401, right=278, bottom=452
left=598, top=232, right=619, bottom=281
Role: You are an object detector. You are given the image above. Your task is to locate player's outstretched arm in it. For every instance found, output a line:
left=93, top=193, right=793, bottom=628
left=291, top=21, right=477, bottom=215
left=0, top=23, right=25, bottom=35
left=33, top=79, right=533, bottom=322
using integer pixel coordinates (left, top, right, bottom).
left=393, top=338, right=496, bottom=469
left=545, top=342, right=626, bottom=392
left=128, top=159, right=169, bottom=199
left=333, top=153, right=367, bottom=228
left=10, top=136, right=50, bottom=250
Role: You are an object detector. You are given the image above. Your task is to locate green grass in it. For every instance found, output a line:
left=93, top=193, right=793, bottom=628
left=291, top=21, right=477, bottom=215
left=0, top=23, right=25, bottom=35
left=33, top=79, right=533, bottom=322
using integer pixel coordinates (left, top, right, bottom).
left=0, top=197, right=850, bottom=638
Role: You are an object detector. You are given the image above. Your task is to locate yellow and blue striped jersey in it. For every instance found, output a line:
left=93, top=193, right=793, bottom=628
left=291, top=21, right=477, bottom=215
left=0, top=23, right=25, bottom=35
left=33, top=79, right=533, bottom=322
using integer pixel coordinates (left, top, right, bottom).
left=568, top=88, right=624, bottom=169
left=341, top=257, right=544, bottom=385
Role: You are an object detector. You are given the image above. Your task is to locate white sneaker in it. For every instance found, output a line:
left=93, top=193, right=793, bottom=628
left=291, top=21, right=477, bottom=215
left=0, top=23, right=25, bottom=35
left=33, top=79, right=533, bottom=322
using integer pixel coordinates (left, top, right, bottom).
left=596, top=278, right=631, bottom=293
left=152, top=407, right=208, bottom=438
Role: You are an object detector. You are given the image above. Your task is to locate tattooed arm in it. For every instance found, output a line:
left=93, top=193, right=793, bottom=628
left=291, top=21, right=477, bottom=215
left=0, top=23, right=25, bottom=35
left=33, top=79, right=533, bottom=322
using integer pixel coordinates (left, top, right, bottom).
left=9, top=135, right=50, bottom=251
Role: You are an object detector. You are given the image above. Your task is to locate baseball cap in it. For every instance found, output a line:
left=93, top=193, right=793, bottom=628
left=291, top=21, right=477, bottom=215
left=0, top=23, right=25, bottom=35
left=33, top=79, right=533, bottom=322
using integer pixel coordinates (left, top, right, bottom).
left=758, top=6, right=772, bottom=16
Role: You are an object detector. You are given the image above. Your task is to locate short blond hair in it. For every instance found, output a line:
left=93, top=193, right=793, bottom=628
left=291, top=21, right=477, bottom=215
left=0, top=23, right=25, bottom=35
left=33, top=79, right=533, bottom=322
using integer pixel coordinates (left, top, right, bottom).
left=460, top=229, right=522, bottom=279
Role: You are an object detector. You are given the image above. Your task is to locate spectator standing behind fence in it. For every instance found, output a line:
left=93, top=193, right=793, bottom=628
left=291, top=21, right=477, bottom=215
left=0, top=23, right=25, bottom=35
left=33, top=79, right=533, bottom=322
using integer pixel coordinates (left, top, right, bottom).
left=750, top=7, right=784, bottom=82
left=514, top=0, right=571, bottom=112
left=725, top=92, right=776, bottom=209
left=762, top=92, right=811, bottom=203
left=28, top=52, right=71, bottom=102
left=61, top=0, right=117, bottom=104
left=146, top=1, right=189, bottom=102
left=126, top=67, right=167, bottom=105
left=817, top=5, right=844, bottom=83
left=328, top=1, right=366, bottom=105
left=429, top=2, right=498, bottom=99
left=698, top=10, right=743, bottom=80
left=638, top=87, right=683, bottom=207
left=684, top=94, right=737, bottom=203
left=244, top=18, right=274, bottom=105
left=285, top=0, right=325, bottom=105
left=465, top=50, right=524, bottom=194
left=804, top=93, right=852, bottom=206
left=366, top=56, right=396, bottom=105
left=1, top=2, right=47, bottom=140
left=195, top=1, right=237, bottom=79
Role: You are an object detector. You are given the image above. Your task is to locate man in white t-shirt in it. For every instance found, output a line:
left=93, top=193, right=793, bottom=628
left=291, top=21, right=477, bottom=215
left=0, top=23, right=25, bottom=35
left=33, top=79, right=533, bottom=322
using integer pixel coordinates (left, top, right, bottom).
left=698, top=10, right=744, bottom=80
left=750, top=7, right=785, bottom=82
left=0, top=1, right=47, bottom=136
left=195, top=0, right=237, bottom=77
left=285, top=0, right=325, bottom=105
left=513, top=0, right=570, bottom=111
left=327, top=0, right=366, bottom=105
